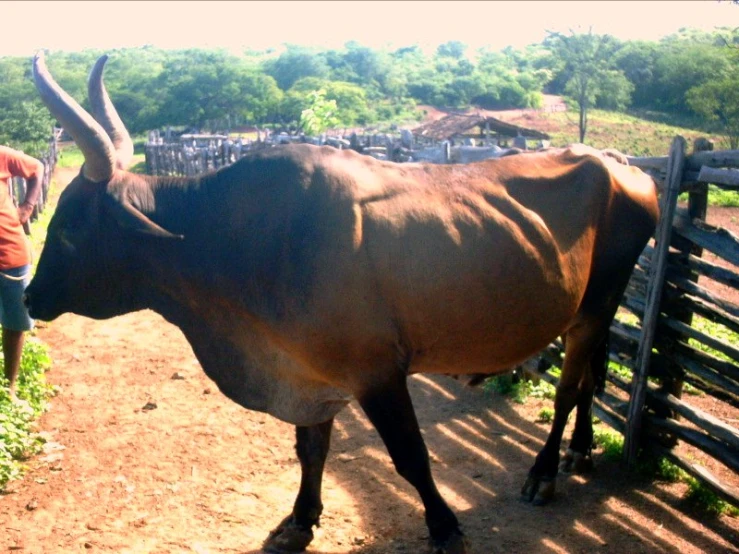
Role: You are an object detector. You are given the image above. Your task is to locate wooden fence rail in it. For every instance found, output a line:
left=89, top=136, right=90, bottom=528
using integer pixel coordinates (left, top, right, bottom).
left=144, top=131, right=525, bottom=177
left=145, top=133, right=738, bottom=507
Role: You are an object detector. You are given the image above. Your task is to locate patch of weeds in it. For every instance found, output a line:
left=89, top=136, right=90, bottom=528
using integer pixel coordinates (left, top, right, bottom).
left=536, top=407, right=554, bottom=424
left=637, top=453, right=738, bottom=517
left=707, top=185, right=739, bottom=208
left=685, top=477, right=739, bottom=517
left=593, top=428, right=624, bottom=462
left=0, top=338, right=55, bottom=490
left=682, top=381, right=705, bottom=396
left=636, top=452, right=687, bottom=482
left=483, top=371, right=532, bottom=404
left=608, top=361, right=633, bottom=381
left=529, top=381, right=556, bottom=400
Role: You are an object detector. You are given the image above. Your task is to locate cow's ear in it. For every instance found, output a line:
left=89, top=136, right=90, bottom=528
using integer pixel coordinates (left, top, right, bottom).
left=102, top=194, right=184, bottom=240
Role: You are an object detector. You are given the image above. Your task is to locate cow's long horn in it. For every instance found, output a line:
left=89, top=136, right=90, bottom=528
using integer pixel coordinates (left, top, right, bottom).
left=32, top=51, right=115, bottom=183
left=88, top=55, right=134, bottom=170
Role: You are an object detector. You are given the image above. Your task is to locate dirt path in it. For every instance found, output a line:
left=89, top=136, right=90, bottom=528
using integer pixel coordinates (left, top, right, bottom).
left=1, top=167, right=737, bottom=554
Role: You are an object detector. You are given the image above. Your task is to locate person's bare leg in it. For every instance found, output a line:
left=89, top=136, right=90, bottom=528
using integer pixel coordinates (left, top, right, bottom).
left=3, top=328, right=25, bottom=397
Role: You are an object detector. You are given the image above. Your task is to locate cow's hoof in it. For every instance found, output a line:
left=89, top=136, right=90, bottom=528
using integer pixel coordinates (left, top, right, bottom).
left=263, top=515, right=314, bottom=553
left=429, top=531, right=467, bottom=554
left=521, top=474, right=556, bottom=506
left=560, top=448, right=593, bottom=474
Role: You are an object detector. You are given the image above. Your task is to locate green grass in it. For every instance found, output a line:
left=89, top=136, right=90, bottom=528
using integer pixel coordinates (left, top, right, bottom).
left=509, top=108, right=724, bottom=157
left=690, top=314, right=738, bottom=365
left=56, top=144, right=84, bottom=168
left=706, top=185, right=739, bottom=208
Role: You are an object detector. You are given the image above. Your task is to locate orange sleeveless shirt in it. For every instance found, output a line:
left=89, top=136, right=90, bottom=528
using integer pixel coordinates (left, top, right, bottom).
left=0, top=146, right=40, bottom=269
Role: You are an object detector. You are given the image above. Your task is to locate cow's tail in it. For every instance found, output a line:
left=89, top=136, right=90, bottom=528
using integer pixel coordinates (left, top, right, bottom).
left=593, top=336, right=609, bottom=398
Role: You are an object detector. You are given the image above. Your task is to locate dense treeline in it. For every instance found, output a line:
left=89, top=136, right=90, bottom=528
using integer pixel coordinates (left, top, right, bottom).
left=1, top=27, right=738, bottom=155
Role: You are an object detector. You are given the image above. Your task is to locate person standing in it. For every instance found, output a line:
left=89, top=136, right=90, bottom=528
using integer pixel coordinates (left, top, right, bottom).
left=0, top=145, right=43, bottom=397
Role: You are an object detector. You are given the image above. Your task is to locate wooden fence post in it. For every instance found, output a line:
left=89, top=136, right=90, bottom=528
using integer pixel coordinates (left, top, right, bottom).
left=624, top=136, right=686, bottom=466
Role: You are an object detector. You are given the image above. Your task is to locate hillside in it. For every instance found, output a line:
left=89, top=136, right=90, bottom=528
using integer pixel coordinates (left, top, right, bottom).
left=416, top=99, right=722, bottom=158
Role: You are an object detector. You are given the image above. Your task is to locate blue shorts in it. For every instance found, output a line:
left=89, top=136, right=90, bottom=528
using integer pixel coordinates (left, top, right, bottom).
left=0, top=265, right=34, bottom=331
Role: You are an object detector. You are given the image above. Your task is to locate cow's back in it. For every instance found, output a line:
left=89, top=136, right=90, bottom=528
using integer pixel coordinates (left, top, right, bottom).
left=290, top=145, right=657, bottom=378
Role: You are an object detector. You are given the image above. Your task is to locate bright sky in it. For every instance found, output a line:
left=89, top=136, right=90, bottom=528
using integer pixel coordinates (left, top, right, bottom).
left=2, top=1, right=737, bottom=57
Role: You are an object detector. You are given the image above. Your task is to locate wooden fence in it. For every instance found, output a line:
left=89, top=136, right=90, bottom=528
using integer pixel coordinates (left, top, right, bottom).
left=8, top=136, right=58, bottom=232
left=143, top=131, right=525, bottom=176
left=145, top=133, right=738, bottom=506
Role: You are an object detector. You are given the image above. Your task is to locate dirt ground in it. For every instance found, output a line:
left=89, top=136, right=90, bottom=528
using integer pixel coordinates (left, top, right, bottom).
left=1, top=170, right=738, bottom=554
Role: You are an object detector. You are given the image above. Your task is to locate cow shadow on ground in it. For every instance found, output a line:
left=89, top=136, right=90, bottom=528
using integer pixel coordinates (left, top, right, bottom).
left=243, top=373, right=737, bottom=554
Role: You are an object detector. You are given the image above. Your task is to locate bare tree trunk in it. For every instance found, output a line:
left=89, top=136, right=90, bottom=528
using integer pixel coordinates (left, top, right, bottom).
left=579, top=102, right=587, bottom=143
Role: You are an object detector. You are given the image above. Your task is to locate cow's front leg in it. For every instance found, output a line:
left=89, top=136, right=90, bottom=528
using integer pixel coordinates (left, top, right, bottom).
left=263, top=418, right=333, bottom=553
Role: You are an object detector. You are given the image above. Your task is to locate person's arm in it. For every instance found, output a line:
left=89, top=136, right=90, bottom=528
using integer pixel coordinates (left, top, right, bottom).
left=9, top=154, right=44, bottom=226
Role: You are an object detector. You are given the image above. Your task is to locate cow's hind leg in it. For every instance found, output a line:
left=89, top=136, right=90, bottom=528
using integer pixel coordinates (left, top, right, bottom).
left=358, top=375, right=466, bottom=554
left=521, top=322, right=607, bottom=506
left=560, top=336, right=608, bottom=474
left=264, top=419, right=333, bottom=553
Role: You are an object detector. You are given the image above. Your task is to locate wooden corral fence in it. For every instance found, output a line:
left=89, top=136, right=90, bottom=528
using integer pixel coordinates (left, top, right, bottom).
left=8, top=135, right=58, bottom=231
left=144, top=132, right=738, bottom=506
left=144, top=130, right=527, bottom=176
left=520, top=136, right=738, bottom=508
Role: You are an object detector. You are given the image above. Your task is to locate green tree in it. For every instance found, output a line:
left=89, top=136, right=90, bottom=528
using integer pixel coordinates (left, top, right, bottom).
left=547, top=29, right=631, bottom=143
left=299, top=90, right=340, bottom=135
left=263, top=46, right=329, bottom=90
left=651, top=42, right=731, bottom=113
left=436, top=41, right=467, bottom=59
left=687, top=70, right=739, bottom=148
left=0, top=101, right=54, bottom=157
left=152, top=50, right=283, bottom=130
left=283, top=78, right=373, bottom=127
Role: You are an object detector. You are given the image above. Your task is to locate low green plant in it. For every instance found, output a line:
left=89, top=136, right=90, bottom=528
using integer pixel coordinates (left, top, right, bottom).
left=593, top=427, right=624, bottom=462
left=536, top=407, right=554, bottom=424
left=682, top=381, right=705, bottom=396
left=636, top=451, right=738, bottom=517
left=529, top=381, right=556, bottom=400
left=0, top=338, right=55, bottom=489
left=707, top=185, right=739, bottom=208
left=483, top=372, right=532, bottom=404
left=685, top=477, right=739, bottom=517
left=636, top=451, right=686, bottom=482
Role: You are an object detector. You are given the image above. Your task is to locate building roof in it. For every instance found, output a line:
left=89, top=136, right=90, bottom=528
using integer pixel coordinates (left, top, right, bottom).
left=412, top=113, right=550, bottom=142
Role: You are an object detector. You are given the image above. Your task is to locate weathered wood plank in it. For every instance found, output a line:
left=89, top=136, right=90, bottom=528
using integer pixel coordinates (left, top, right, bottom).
left=647, top=443, right=739, bottom=508
left=662, top=247, right=739, bottom=290
left=628, top=155, right=668, bottom=171
left=645, top=416, right=739, bottom=474
left=648, top=390, right=739, bottom=449
left=666, top=271, right=739, bottom=322
left=661, top=317, right=739, bottom=364
left=697, top=166, right=739, bottom=189
left=673, top=208, right=739, bottom=267
left=670, top=340, right=739, bottom=384
left=686, top=149, right=739, bottom=171
left=626, top=136, right=686, bottom=465
left=662, top=347, right=739, bottom=399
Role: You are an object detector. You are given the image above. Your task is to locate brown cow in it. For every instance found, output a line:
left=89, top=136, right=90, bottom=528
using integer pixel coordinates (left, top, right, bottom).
left=25, top=53, right=659, bottom=554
